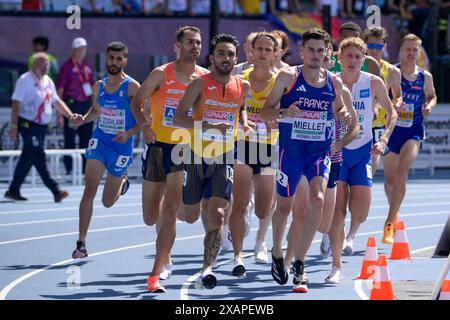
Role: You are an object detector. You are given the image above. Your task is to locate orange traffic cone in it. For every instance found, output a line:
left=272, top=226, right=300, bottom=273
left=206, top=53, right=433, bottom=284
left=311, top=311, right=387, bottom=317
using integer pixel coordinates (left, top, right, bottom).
left=370, top=255, right=395, bottom=300
left=439, top=279, right=450, bottom=300
left=390, top=220, right=411, bottom=260
left=357, top=237, right=379, bottom=279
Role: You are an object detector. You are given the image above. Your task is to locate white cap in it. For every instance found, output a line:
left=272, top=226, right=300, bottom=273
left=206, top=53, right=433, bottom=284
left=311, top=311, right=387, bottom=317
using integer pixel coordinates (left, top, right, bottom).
left=72, top=37, right=87, bottom=49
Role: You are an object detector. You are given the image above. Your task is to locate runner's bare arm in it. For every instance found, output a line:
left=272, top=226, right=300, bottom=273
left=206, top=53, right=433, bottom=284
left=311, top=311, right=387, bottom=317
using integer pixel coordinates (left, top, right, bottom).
left=331, top=76, right=351, bottom=126
left=372, top=76, right=397, bottom=153
left=130, top=68, right=164, bottom=129
left=173, top=77, right=203, bottom=129
left=389, top=65, right=403, bottom=109
left=336, top=86, right=359, bottom=150
left=365, top=55, right=381, bottom=77
left=422, top=70, right=437, bottom=116
left=79, top=81, right=102, bottom=124
left=260, top=68, right=295, bottom=121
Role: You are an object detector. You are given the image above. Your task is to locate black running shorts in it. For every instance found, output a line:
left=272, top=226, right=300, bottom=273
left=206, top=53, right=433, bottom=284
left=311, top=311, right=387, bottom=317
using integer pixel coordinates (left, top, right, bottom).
left=142, top=141, right=184, bottom=182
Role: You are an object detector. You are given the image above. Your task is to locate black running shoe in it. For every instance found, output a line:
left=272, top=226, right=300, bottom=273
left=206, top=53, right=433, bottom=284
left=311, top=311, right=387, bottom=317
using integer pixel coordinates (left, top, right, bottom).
left=292, top=259, right=309, bottom=293
left=271, top=249, right=288, bottom=285
left=72, top=240, right=88, bottom=259
left=195, top=272, right=217, bottom=290
left=232, top=256, right=246, bottom=278
left=4, top=190, right=27, bottom=201
left=120, top=175, right=130, bottom=195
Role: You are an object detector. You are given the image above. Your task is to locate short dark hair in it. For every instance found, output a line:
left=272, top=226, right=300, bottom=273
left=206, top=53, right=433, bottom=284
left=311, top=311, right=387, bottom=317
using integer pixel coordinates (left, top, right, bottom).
left=33, top=36, right=49, bottom=51
left=176, top=26, right=201, bottom=42
left=252, top=32, right=278, bottom=51
left=209, top=33, right=239, bottom=55
left=107, top=41, right=128, bottom=57
left=302, top=28, right=331, bottom=47
left=340, top=22, right=361, bottom=34
left=361, top=26, right=389, bottom=43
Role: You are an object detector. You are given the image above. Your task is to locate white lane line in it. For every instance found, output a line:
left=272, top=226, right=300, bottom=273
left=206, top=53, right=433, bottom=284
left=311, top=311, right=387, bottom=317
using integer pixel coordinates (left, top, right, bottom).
left=0, top=202, right=140, bottom=216
left=1, top=210, right=447, bottom=246
left=5, top=195, right=143, bottom=205
left=0, top=233, right=206, bottom=300
left=2, top=209, right=448, bottom=228
left=0, top=219, right=194, bottom=245
left=0, top=213, right=141, bottom=227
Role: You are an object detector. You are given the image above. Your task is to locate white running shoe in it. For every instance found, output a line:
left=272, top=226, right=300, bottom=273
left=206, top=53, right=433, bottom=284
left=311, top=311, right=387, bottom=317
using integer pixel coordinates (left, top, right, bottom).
left=320, top=233, right=332, bottom=258
left=325, top=266, right=343, bottom=284
left=244, top=198, right=254, bottom=237
left=342, top=236, right=354, bottom=256
left=254, top=241, right=269, bottom=264
left=159, top=263, right=173, bottom=280
left=232, top=256, right=246, bottom=278
left=221, top=225, right=232, bottom=251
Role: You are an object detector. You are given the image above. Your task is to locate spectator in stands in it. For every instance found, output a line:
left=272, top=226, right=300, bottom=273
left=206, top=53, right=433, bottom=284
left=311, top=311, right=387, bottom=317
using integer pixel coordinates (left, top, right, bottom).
left=0, top=0, right=21, bottom=11
left=340, top=0, right=356, bottom=18
left=22, top=0, right=42, bottom=10
left=57, top=38, right=95, bottom=175
left=81, top=0, right=114, bottom=14
left=165, top=0, right=188, bottom=16
left=189, top=0, right=238, bottom=16
left=4, top=53, right=78, bottom=202
left=438, top=0, right=449, bottom=54
left=238, top=0, right=266, bottom=16
left=118, top=0, right=141, bottom=14
left=268, top=0, right=301, bottom=15
left=142, top=0, right=164, bottom=14
left=315, top=0, right=341, bottom=16
left=28, top=36, right=59, bottom=83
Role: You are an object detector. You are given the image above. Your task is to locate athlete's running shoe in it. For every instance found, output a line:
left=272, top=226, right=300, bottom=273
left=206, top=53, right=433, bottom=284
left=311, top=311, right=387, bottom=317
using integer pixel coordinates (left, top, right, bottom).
left=159, top=263, right=173, bottom=280
left=381, top=221, right=395, bottom=244
left=343, top=236, right=354, bottom=256
left=195, top=271, right=217, bottom=290
left=254, top=241, right=269, bottom=264
left=221, top=226, right=232, bottom=251
left=147, top=275, right=165, bottom=293
left=292, top=260, right=309, bottom=293
left=325, top=266, right=343, bottom=284
left=320, top=233, right=332, bottom=258
left=271, top=249, right=289, bottom=285
left=232, top=256, right=246, bottom=278
left=120, top=174, right=130, bottom=195
left=72, top=240, right=88, bottom=259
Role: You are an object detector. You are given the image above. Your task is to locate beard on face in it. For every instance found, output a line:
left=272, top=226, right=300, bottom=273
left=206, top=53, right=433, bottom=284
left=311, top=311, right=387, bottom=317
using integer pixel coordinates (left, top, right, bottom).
left=107, top=64, right=121, bottom=75
left=214, top=61, right=233, bottom=75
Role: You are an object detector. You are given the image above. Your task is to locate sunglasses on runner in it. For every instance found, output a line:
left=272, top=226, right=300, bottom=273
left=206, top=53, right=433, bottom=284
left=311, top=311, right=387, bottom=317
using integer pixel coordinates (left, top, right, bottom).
left=367, top=43, right=385, bottom=50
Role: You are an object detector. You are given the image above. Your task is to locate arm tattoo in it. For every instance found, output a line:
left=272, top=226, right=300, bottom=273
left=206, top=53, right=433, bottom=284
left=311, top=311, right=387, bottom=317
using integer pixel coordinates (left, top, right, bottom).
left=203, top=228, right=223, bottom=269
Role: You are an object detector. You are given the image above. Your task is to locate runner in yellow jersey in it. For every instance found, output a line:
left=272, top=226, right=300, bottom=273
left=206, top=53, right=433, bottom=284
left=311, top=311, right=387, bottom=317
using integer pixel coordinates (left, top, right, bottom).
left=131, top=26, right=208, bottom=293
left=228, top=32, right=280, bottom=277
left=362, top=26, right=403, bottom=178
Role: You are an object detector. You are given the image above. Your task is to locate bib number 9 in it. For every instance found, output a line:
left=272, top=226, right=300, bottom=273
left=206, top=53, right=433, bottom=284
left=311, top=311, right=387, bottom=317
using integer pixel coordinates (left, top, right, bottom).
left=115, top=155, right=130, bottom=168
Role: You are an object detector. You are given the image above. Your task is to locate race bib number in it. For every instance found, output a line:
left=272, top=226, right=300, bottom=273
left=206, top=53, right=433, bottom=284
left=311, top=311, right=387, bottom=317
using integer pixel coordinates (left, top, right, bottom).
left=162, top=98, right=191, bottom=127
left=88, top=138, right=98, bottom=150
left=115, top=155, right=130, bottom=168
left=396, top=104, right=414, bottom=128
left=98, top=108, right=126, bottom=134
left=201, top=110, right=235, bottom=142
left=291, top=111, right=327, bottom=141
left=373, top=128, right=385, bottom=143
left=226, top=165, right=234, bottom=183
left=276, top=170, right=288, bottom=187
